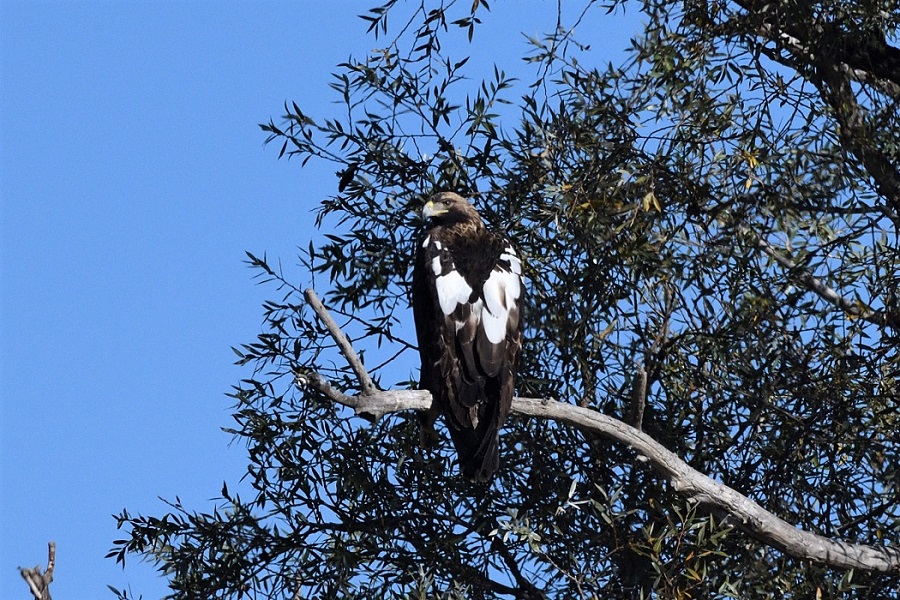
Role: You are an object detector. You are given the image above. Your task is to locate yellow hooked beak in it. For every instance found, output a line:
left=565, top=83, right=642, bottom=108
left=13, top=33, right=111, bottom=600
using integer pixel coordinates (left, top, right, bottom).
left=422, top=200, right=447, bottom=219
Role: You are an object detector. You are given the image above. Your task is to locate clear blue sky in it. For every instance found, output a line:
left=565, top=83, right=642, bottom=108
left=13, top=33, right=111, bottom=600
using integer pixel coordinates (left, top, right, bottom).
left=1, top=2, right=638, bottom=597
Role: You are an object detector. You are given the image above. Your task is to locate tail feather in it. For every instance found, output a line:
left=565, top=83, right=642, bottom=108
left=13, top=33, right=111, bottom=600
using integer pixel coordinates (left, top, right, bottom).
left=451, top=426, right=500, bottom=482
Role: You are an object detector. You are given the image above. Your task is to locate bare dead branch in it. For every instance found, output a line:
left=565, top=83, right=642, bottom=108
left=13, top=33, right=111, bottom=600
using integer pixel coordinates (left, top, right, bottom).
left=301, top=371, right=430, bottom=419
left=298, top=379, right=900, bottom=573
left=304, top=288, right=377, bottom=395
left=629, top=284, right=673, bottom=431
left=298, top=289, right=900, bottom=573
left=19, top=541, right=55, bottom=600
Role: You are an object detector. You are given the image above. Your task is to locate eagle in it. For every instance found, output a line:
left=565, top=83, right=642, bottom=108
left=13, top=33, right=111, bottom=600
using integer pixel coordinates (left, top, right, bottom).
left=412, top=192, right=524, bottom=481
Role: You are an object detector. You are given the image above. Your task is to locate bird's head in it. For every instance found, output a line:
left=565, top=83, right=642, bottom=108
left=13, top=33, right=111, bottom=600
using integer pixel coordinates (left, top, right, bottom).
left=421, top=192, right=482, bottom=226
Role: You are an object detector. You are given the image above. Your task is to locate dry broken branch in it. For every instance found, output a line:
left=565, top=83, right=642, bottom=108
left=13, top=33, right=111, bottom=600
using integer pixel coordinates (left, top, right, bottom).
left=300, top=289, right=900, bottom=574
left=19, top=541, right=55, bottom=600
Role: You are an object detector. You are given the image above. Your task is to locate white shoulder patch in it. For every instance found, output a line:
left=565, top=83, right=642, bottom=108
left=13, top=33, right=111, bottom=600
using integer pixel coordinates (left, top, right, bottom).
left=422, top=235, right=431, bottom=248
left=436, top=270, right=473, bottom=315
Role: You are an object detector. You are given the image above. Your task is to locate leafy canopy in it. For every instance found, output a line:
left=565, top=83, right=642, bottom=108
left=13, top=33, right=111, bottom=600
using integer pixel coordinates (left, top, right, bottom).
left=111, top=1, right=900, bottom=598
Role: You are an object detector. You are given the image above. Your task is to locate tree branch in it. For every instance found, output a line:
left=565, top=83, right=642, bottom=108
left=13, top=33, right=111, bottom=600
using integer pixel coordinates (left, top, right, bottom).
left=814, top=60, right=900, bottom=225
left=299, top=289, right=900, bottom=574
left=732, top=0, right=900, bottom=91
left=19, top=541, right=55, bottom=600
left=298, top=375, right=900, bottom=573
left=304, top=288, right=377, bottom=396
left=729, top=0, right=900, bottom=223
left=743, top=226, right=900, bottom=331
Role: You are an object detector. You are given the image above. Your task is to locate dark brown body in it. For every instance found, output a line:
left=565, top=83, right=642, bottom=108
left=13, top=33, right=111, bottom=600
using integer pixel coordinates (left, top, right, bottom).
left=412, top=192, right=523, bottom=481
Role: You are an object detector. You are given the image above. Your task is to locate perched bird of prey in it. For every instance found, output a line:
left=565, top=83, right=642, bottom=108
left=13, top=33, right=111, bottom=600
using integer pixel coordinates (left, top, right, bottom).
left=412, top=192, right=524, bottom=481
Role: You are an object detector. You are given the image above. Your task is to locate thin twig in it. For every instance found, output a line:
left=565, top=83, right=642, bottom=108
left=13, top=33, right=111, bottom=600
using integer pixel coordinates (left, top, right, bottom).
left=748, top=229, right=900, bottom=330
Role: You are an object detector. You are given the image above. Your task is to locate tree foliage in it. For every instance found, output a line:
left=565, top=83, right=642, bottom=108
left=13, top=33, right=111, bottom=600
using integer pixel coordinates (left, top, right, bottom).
left=111, top=1, right=900, bottom=597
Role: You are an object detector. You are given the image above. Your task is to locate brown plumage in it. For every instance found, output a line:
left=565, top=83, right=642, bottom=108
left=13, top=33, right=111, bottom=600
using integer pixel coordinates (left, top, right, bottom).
left=412, top=192, right=524, bottom=481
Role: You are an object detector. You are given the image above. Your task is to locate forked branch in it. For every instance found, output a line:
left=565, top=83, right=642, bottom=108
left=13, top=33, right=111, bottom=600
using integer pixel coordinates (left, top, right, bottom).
left=299, top=289, right=900, bottom=573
